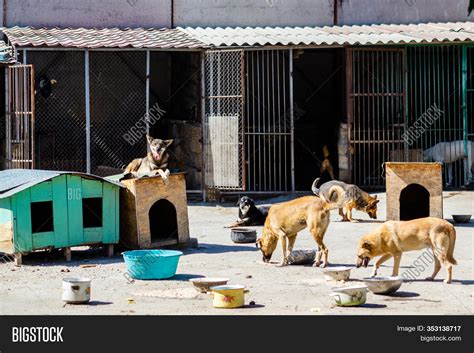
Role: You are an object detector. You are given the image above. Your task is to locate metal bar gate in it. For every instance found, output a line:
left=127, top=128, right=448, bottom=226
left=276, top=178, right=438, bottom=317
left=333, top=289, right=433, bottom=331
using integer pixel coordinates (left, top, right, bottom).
left=347, top=48, right=406, bottom=188
left=6, top=64, right=35, bottom=169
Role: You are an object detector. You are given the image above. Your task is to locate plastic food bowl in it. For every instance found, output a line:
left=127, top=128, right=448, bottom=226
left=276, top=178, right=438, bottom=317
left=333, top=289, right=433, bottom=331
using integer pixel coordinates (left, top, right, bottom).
left=189, top=277, right=230, bottom=293
left=363, top=276, right=403, bottom=295
left=230, top=228, right=257, bottom=243
left=322, top=266, right=352, bottom=281
left=122, top=250, right=183, bottom=280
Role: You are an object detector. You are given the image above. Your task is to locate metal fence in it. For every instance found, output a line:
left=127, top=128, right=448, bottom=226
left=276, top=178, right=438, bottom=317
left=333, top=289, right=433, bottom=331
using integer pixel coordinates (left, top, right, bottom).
left=5, top=64, right=35, bottom=169
left=27, top=51, right=87, bottom=172
left=203, top=49, right=245, bottom=190
left=89, top=51, right=147, bottom=176
left=245, top=49, right=292, bottom=192
left=347, top=48, right=406, bottom=188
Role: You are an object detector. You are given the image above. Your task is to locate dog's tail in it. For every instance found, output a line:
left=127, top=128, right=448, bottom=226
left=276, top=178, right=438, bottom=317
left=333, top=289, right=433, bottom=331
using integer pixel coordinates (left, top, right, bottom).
left=311, top=178, right=321, bottom=196
left=446, top=224, right=457, bottom=265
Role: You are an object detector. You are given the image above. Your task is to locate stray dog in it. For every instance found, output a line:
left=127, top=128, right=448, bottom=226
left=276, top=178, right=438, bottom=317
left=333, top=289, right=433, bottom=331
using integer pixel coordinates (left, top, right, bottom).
left=356, top=217, right=457, bottom=283
left=320, top=145, right=335, bottom=180
left=256, top=196, right=330, bottom=267
left=424, top=140, right=473, bottom=186
left=226, top=196, right=272, bottom=228
left=124, top=135, right=173, bottom=181
left=311, top=178, right=379, bottom=222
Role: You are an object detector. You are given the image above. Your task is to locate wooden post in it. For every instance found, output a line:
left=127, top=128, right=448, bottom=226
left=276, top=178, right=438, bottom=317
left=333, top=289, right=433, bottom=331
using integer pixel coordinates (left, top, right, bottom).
left=64, top=247, right=72, bottom=262
left=106, top=244, right=114, bottom=257
left=14, top=253, right=22, bottom=266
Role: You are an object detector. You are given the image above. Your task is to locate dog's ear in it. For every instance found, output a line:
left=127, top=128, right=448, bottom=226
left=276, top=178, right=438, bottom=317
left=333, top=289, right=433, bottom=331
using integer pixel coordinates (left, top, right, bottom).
left=373, top=199, right=380, bottom=205
left=362, top=241, right=372, bottom=250
left=163, top=139, right=173, bottom=147
left=373, top=195, right=377, bottom=200
left=146, top=135, right=154, bottom=144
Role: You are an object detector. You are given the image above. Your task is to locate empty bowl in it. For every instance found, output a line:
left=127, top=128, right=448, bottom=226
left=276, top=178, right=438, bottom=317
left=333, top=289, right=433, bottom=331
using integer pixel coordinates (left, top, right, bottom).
left=231, top=228, right=257, bottom=243
left=322, top=266, right=352, bottom=281
left=288, top=249, right=316, bottom=265
left=189, top=277, right=230, bottom=293
left=452, top=215, right=471, bottom=223
left=363, top=276, right=403, bottom=295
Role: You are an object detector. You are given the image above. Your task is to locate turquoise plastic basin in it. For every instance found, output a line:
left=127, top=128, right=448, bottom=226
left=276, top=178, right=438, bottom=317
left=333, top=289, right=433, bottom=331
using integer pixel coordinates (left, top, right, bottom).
left=122, top=250, right=183, bottom=280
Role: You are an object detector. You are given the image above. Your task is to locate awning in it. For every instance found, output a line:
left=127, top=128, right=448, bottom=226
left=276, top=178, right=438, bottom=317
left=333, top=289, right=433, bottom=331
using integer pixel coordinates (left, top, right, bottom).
left=2, top=21, right=473, bottom=50
left=179, top=21, right=474, bottom=47
left=1, top=26, right=208, bottom=49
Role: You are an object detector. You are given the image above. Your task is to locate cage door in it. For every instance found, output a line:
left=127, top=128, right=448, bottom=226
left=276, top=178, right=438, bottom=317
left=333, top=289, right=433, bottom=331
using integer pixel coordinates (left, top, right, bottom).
left=203, top=49, right=245, bottom=190
left=347, top=48, right=406, bottom=188
left=6, top=64, right=35, bottom=169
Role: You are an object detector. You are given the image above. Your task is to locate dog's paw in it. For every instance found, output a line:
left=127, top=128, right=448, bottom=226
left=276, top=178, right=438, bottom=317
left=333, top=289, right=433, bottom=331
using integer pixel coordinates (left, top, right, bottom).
left=319, top=261, right=328, bottom=268
left=277, top=260, right=289, bottom=267
left=312, top=260, right=321, bottom=267
left=425, top=276, right=435, bottom=281
left=349, top=219, right=359, bottom=223
left=370, top=272, right=377, bottom=278
left=443, top=279, right=452, bottom=284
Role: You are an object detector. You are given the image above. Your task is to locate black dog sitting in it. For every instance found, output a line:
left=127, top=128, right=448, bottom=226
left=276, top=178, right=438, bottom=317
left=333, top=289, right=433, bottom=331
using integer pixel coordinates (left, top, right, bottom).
left=226, top=196, right=272, bottom=228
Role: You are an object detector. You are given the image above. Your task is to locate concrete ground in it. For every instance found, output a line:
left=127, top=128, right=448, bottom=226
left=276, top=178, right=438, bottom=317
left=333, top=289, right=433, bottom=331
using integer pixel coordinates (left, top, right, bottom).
left=0, top=191, right=472, bottom=315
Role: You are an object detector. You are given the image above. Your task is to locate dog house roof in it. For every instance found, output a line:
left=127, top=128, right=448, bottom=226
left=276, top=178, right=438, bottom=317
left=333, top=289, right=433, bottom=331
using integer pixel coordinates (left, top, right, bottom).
left=0, top=169, right=124, bottom=199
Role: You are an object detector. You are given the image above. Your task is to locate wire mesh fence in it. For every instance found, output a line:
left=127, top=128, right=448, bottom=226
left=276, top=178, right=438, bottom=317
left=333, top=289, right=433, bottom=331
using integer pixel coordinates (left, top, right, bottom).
left=89, top=51, right=147, bottom=176
left=203, top=49, right=244, bottom=190
left=27, top=51, right=86, bottom=172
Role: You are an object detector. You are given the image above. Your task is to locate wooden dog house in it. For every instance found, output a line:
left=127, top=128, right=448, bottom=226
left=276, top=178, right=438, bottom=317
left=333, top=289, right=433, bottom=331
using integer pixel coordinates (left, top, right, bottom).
left=119, top=173, right=190, bottom=248
left=0, top=169, right=122, bottom=265
left=385, top=162, right=443, bottom=221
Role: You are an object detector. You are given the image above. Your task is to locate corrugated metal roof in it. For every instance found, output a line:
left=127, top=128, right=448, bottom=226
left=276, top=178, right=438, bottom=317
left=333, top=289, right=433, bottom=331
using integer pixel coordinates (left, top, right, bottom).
left=0, top=40, right=15, bottom=63
left=180, top=21, right=474, bottom=47
left=2, top=26, right=208, bottom=49
left=0, top=169, right=123, bottom=199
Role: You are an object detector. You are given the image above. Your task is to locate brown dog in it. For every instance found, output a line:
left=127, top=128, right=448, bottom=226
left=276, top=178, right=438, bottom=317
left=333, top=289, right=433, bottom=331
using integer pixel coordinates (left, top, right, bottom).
left=256, top=196, right=330, bottom=267
left=356, top=217, right=457, bottom=283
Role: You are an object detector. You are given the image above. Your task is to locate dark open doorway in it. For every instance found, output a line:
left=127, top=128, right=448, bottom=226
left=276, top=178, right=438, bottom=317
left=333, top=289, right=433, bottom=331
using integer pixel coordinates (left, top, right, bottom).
left=149, top=199, right=178, bottom=244
left=293, top=48, right=345, bottom=190
left=400, top=183, right=430, bottom=220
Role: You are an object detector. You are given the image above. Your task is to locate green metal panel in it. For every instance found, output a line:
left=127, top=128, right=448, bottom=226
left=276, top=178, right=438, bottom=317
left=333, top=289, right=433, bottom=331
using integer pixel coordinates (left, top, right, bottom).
left=30, top=181, right=53, bottom=202
left=52, top=175, right=69, bottom=248
left=66, top=175, right=84, bottom=246
left=12, top=189, right=33, bottom=252
left=102, top=182, right=117, bottom=244
left=32, top=231, right=55, bottom=249
left=84, top=227, right=103, bottom=244
left=82, top=179, right=103, bottom=198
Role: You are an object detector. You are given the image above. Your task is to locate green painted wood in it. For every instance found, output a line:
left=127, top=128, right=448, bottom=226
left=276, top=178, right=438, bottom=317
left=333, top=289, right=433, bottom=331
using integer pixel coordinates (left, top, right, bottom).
left=83, top=227, right=103, bottom=244
left=114, top=187, right=120, bottom=243
left=13, top=190, right=33, bottom=252
left=0, top=198, right=12, bottom=223
left=30, top=181, right=53, bottom=202
left=102, top=183, right=116, bottom=244
left=32, top=231, right=55, bottom=249
left=66, top=175, right=84, bottom=246
left=82, top=179, right=103, bottom=198
left=52, top=175, right=69, bottom=248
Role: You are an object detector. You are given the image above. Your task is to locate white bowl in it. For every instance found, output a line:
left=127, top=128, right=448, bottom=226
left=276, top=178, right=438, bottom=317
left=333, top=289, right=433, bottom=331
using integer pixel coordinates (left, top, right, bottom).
left=330, top=285, right=368, bottom=306
left=322, top=266, right=352, bottom=281
left=189, top=277, right=230, bottom=293
left=363, top=276, right=403, bottom=295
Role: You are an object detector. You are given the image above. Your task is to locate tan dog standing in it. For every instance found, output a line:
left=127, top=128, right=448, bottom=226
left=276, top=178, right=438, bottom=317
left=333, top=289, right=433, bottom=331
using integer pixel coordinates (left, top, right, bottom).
left=256, top=196, right=330, bottom=267
left=356, top=217, right=457, bottom=283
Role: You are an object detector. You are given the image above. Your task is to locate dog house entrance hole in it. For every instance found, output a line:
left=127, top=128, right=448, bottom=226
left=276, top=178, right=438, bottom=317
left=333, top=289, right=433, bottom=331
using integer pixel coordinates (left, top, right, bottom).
left=31, top=201, right=54, bottom=233
left=400, top=184, right=430, bottom=221
left=149, top=199, right=178, bottom=243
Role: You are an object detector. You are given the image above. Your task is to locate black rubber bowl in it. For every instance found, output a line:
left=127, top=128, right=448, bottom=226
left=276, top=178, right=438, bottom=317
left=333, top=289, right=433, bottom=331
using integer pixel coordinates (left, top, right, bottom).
left=230, top=228, right=257, bottom=243
left=452, top=215, right=472, bottom=223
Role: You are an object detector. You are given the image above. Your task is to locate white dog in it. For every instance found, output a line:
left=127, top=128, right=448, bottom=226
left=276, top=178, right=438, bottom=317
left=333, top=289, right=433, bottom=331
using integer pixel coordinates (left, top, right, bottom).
left=424, top=140, right=473, bottom=186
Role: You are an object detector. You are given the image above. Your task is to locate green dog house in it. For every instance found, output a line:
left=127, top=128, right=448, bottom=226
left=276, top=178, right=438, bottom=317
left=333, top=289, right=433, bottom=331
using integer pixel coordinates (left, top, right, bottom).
left=0, top=169, right=122, bottom=264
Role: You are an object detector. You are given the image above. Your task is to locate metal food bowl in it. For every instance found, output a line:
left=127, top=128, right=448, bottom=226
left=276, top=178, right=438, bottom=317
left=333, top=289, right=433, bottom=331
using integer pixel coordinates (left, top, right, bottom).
left=189, top=277, right=230, bottom=293
left=230, top=228, right=257, bottom=243
left=288, top=249, right=316, bottom=265
left=363, top=276, right=403, bottom=295
left=452, top=215, right=471, bottom=223
left=322, top=266, right=352, bottom=281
